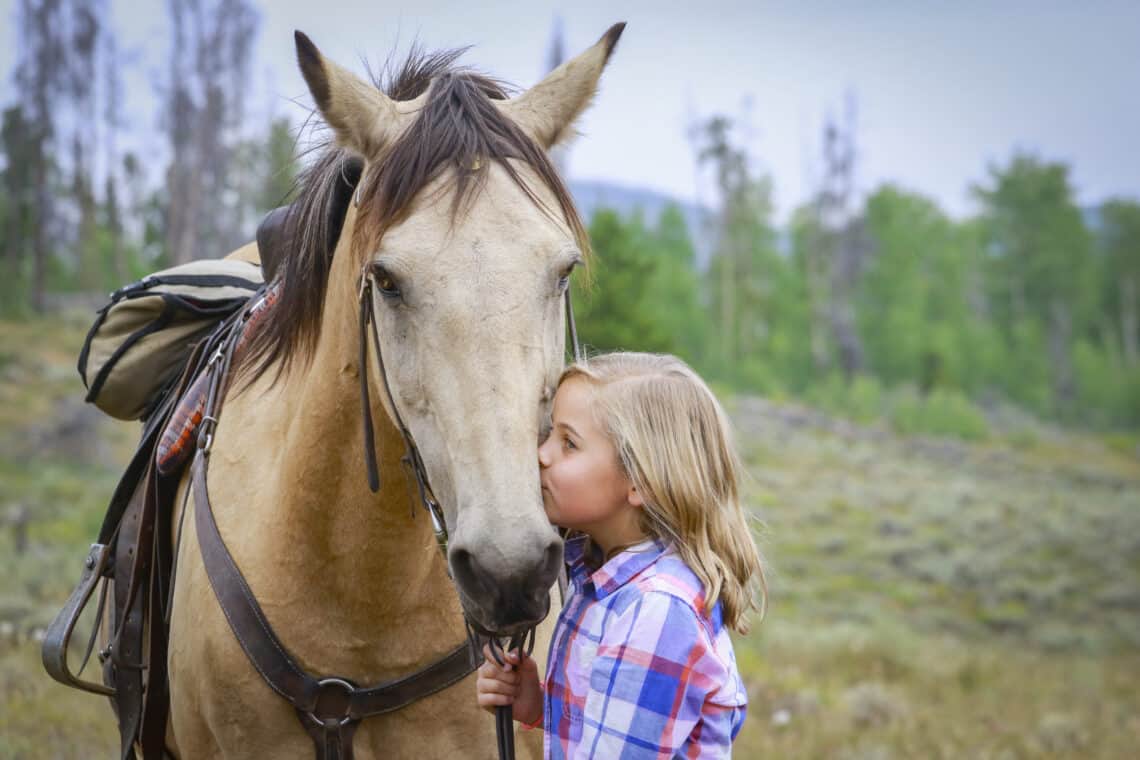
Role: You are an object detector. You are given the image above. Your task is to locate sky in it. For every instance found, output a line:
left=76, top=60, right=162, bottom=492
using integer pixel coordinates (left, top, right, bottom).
left=1, top=0, right=1138, bottom=223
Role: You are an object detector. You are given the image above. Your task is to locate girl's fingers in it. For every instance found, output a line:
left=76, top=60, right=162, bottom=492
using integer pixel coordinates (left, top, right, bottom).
left=477, top=691, right=514, bottom=710
left=482, top=643, right=515, bottom=672
left=476, top=675, right=519, bottom=697
left=477, top=660, right=520, bottom=684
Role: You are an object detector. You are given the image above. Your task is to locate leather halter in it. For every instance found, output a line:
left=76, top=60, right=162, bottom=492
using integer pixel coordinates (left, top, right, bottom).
left=357, top=266, right=581, bottom=760
left=190, top=273, right=582, bottom=760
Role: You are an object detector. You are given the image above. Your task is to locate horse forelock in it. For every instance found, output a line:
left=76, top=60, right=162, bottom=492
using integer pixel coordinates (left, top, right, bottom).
left=233, top=44, right=589, bottom=394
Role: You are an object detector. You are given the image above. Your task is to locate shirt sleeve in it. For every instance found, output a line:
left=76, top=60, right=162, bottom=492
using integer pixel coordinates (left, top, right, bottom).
left=571, top=591, right=736, bottom=759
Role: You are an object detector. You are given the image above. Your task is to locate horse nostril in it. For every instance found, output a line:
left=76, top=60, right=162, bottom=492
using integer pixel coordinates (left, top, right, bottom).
left=542, top=538, right=563, bottom=584
left=449, top=547, right=491, bottom=600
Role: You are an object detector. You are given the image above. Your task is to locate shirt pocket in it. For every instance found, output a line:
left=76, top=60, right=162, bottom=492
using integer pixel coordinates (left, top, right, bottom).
left=562, top=637, right=598, bottom=720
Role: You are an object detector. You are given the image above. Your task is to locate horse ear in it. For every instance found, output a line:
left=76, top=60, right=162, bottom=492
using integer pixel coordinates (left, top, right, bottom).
left=497, top=22, right=626, bottom=150
left=294, top=30, right=401, bottom=157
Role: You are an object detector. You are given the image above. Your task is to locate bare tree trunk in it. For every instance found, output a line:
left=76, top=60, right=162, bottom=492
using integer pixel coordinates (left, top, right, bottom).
left=30, top=167, right=48, bottom=312
left=1121, top=276, right=1138, bottom=367
left=811, top=94, right=865, bottom=380
left=720, top=219, right=736, bottom=364
left=105, top=175, right=125, bottom=281
left=1048, top=298, right=1076, bottom=415
left=805, top=230, right=832, bottom=374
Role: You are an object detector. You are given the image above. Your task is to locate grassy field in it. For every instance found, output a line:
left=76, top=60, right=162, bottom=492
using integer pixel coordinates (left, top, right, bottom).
left=2, top=313, right=1138, bottom=758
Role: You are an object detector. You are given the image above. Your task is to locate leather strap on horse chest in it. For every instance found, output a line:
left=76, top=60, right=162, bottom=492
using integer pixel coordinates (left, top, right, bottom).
left=193, top=455, right=477, bottom=757
left=190, top=302, right=480, bottom=760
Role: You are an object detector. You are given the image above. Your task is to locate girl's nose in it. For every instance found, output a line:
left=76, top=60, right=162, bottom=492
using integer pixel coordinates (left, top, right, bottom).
left=537, top=438, right=552, bottom=468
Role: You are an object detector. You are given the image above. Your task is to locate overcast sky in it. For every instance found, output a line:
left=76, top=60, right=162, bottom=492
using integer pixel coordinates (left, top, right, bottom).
left=2, top=0, right=1137, bottom=223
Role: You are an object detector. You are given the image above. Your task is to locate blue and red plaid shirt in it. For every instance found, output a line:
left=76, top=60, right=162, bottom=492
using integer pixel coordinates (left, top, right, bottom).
left=541, top=535, right=748, bottom=758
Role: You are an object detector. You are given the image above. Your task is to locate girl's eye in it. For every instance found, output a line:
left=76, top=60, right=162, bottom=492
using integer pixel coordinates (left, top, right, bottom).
left=562, top=436, right=577, bottom=451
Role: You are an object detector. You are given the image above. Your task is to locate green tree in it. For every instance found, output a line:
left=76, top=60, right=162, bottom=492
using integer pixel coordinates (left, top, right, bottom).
left=1097, top=200, right=1140, bottom=367
left=573, top=209, right=674, bottom=354
left=972, top=153, right=1094, bottom=417
left=693, top=114, right=797, bottom=391
left=643, top=204, right=706, bottom=364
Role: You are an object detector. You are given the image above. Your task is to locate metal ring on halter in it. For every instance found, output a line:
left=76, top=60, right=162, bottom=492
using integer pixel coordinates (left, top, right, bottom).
left=486, top=627, right=536, bottom=668
left=303, top=676, right=357, bottom=726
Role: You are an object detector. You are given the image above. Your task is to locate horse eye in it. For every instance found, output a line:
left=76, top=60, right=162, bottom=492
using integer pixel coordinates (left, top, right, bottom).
left=556, top=260, right=579, bottom=295
left=371, top=264, right=401, bottom=297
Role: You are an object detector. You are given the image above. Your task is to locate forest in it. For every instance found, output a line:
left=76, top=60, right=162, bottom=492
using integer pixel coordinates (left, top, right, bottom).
left=4, top=1, right=1138, bottom=434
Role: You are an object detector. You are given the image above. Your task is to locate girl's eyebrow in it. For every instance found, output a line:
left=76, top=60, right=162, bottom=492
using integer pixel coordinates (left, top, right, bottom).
left=555, top=421, right=582, bottom=439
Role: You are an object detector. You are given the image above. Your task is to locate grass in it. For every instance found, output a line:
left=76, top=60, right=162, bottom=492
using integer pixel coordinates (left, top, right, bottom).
left=2, top=314, right=1139, bottom=758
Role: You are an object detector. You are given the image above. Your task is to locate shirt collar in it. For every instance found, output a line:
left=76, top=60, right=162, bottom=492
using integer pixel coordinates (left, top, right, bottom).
left=565, top=535, right=668, bottom=600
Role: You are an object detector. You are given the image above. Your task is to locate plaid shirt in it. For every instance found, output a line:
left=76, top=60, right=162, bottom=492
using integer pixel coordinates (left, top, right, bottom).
left=541, top=535, right=747, bottom=758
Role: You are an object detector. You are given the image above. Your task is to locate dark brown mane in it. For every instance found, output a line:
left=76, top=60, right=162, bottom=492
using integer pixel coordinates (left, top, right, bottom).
left=234, top=45, right=589, bottom=392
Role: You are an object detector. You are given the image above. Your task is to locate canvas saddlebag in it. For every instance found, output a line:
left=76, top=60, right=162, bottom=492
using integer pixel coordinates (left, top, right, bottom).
left=78, top=258, right=263, bottom=420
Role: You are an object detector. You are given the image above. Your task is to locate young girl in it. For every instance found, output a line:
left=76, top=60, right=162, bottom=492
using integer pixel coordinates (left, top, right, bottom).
left=476, top=352, right=767, bottom=758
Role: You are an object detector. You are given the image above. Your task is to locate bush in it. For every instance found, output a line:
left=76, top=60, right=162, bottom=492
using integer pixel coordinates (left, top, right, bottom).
left=889, top=387, right=989, bottom=440
left=804, top=374, right=884, bottom=423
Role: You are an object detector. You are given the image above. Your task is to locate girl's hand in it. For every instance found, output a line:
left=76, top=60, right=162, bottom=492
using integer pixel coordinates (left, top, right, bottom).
left=475, top=644, right=544, bottom=727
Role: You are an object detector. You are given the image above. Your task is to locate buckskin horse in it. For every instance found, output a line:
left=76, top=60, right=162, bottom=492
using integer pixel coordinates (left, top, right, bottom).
left=89, top=23, right=623, bottom=759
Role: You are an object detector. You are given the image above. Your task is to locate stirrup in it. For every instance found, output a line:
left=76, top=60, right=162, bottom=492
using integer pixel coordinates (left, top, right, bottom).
left=42, top=543, right=116, bottom=696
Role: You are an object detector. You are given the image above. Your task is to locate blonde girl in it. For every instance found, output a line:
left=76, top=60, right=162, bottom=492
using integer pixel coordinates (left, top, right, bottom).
left=476, top=351, right=766, bottom=758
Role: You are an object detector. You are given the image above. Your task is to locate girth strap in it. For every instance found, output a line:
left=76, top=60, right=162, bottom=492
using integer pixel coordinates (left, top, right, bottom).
left=192, top=454, right=479, bottom=757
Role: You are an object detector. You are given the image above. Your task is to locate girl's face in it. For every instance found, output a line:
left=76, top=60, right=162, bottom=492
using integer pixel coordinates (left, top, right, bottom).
left=538, top=378, right=644, bottom=553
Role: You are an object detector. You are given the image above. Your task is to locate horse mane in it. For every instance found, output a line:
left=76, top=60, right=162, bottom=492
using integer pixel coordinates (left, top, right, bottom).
left=234, top=45, right=589, bottom=391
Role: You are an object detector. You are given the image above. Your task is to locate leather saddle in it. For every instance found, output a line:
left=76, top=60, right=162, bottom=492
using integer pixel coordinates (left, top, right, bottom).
left=42, top=156, right=365, bottom=760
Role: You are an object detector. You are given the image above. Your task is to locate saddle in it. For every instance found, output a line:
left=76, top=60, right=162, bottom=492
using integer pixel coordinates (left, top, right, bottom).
left=42, top=158, right=364, bottom=760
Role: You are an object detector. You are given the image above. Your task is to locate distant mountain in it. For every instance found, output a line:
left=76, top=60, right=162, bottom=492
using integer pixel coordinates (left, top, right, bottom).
left=568, top=179, right=716, bottom=269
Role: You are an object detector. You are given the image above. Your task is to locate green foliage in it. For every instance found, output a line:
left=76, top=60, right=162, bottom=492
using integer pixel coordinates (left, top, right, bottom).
left=889, top=387, right=990, bottom=440
left=1073, top=340, right=1140, bottom=427
left=805, top=374, right=885, bottom=423
left=572, top=207, right=707, bottom=361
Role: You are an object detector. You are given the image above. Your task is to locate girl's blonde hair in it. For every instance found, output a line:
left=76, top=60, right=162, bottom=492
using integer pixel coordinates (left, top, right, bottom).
left=560, top=352, right=767, bottom=634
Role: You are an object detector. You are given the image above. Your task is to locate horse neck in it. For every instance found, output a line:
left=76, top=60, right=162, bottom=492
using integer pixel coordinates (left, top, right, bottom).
left=260, top=247, right=461, bottom=643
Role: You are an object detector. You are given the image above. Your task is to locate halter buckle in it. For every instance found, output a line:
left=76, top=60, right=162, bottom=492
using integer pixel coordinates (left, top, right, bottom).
left=426, top=498, right=449, bottom=556
left=358, top=267, right=372, bottom=303
left=197, top=415, right=218, bottom=452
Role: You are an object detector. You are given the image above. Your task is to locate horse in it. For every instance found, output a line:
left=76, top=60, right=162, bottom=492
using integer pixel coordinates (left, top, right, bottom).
left=164, top=24, right=625, bottom=759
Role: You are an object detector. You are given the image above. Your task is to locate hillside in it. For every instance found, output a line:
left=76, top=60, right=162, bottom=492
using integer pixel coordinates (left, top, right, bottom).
left=1, top=312, right=1137, bottom=758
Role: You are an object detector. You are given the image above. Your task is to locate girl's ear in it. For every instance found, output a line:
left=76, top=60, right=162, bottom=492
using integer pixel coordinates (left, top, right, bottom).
left=627, top=484, right=644, bottom=508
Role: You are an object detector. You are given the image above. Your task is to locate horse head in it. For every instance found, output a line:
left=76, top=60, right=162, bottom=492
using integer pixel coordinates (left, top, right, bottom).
left=290, top=26, right=624, bottom=636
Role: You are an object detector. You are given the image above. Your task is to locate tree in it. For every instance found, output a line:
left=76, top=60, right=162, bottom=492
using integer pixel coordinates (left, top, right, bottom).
left=692, top=114, right=789, bottom=384
left=972, top=153, right=1094, bottom=417
left=161, top=0, right=260, bottom=265
left=810, top=94, right=867, bottom=381
left=12, top=0, right=70, bottom=311
left=643, top=204, right=706, bottom=364
left=573, top=209, right=674, bottom=355
left=1097, top=200, right=1140, bottom=367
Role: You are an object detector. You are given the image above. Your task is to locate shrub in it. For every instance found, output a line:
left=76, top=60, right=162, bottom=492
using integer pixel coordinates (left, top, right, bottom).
left=889, top=387, right=989, bottom=440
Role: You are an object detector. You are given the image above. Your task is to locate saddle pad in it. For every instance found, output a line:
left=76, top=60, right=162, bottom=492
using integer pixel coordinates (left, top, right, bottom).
left=156, top=284, right=280, bottom=475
